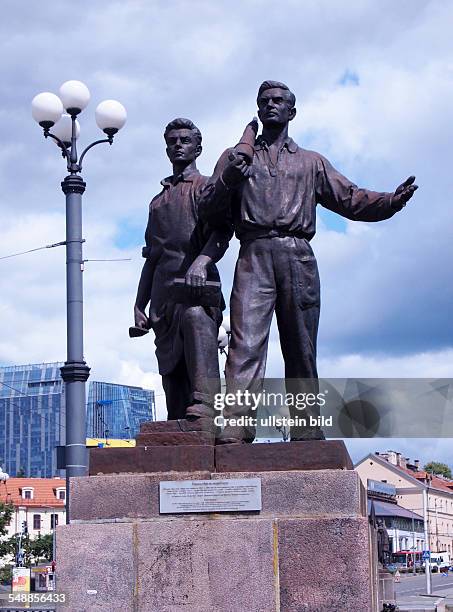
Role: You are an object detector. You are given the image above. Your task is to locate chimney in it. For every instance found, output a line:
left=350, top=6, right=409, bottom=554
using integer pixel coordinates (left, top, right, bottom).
left=399, top=456, right=408, bottom=469
left=386, top=451, right=398, bottom=466
left=414, top=459, right=420, bottom=470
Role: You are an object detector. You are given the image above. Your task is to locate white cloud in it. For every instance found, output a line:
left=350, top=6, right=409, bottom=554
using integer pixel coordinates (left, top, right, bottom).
left=318, top=349, right=453, bottom=378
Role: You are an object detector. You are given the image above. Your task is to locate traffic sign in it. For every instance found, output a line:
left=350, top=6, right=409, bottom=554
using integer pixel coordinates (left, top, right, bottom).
left=422, top=551, right=430, bottom=560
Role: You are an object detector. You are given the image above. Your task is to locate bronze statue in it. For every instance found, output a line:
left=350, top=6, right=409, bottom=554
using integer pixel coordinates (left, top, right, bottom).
left=132, top=118, right=230, bottom=424
left=376, top=518, right=391, bottom=566
left=200, top=80, right=418, bottom=443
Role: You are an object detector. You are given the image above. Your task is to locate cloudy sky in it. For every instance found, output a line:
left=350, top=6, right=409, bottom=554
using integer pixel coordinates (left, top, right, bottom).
left=0, top=0, right=452, bottom=466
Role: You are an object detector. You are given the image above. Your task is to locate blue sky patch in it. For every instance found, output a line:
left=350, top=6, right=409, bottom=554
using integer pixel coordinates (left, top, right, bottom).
left=114, top=220, right=144, bottom=250
left=339, top=69, right=360, bottom=86
left=318, top=207, right=348, bottom=233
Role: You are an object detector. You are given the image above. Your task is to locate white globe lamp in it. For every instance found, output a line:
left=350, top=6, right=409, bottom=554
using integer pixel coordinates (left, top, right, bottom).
left=95, top=100, right=127, bottom=136
left=31, top=92, right=63, bottom=128
left=59, top=80, right=90, bottom=114
left=218, top=326, right=228, bottom=349
left=51, top=114, right=81, bottom=147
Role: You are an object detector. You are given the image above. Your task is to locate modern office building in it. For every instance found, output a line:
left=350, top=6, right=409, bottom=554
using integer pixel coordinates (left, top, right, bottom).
left=0, top=363, right=65, bottom=480
left=0, top=362, right=155, bottom=477
left=86, top=380, right=155, bottom=439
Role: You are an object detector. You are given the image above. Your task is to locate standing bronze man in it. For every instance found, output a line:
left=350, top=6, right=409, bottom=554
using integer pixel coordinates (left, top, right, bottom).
left=200, top=81, right=418, bottom=443
left=133, top=118, right=230, bottom=424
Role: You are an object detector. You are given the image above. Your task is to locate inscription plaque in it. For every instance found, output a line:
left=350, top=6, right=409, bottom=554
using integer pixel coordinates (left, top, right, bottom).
left=159, top=478, right=262, bottom=514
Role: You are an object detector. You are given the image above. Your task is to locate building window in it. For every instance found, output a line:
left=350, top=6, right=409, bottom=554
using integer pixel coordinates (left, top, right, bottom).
left=50, top=514, right=59, bottom=529
left=56, top=489, right=66, bottom=501
left=22, top=488, right=34, bottom=500
left=33, top=514, right=41, bottom=530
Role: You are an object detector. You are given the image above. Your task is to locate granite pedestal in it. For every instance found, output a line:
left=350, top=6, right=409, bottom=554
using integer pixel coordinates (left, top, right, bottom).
left=56, top=430, right=377, bottom=611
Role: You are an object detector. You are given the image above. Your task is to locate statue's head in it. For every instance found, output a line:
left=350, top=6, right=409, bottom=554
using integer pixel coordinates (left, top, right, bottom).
left=164, top=118, right=202, bottom=166
left=257, top=81, right=296, bottom=127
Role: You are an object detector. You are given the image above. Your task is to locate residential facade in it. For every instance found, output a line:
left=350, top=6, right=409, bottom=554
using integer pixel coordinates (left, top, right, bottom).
left=0, top=362, right=155, bottom=477
left=0, top=477, right=66, bottom=540
left=356, top=451, right=453, bottom=555
left=367, top=479, right=425, bottom=554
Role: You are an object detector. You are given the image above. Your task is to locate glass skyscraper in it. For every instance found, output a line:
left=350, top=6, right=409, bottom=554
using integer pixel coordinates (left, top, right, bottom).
left=0, top=363, right=65, bottom=478
left=0, top=362, right=155, bottom=477
left=86, top=381, right=155, bottom=439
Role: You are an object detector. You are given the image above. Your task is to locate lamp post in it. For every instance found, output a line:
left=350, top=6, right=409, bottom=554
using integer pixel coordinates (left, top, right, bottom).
left=218, top=315, right=231, bottom=357
left=31, top=80, right=126, bottom=522
left=423, top=482, right=432, bottom=595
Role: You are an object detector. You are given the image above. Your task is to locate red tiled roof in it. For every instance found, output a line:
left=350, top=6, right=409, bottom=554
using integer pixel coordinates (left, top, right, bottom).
left=0, top=478, right=65, bottom=508
left=397, top=465, right=453, bottom=493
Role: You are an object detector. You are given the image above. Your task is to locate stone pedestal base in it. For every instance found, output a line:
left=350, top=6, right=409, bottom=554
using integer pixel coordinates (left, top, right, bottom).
left=89, top=439, right=353, bottom=475
left=57, top=467, right=376, bottom=611
left=378, top=567, right=396, bottom=604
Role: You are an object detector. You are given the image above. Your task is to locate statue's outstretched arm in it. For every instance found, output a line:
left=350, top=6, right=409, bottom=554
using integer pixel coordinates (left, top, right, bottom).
left=316, top=154, right=418, bottom=222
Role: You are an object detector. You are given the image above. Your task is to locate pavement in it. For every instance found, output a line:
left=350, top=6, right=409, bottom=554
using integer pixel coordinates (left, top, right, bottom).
left=394, top=572, right=453, bottom=611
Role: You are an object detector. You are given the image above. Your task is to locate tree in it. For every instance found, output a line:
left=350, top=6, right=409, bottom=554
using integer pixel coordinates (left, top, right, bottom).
left=0, top=533, right=53, bottom=566
left=0, top=501, right=14, bottom=538
left=0, top=564, right=13, bottom=585
left=16, top=467, right=26, bottom=478
left=0, top=535, right=16, bottom=559
left=29, top=534, right=53, bottom=563
left=424, top=461, right=452, bottom=479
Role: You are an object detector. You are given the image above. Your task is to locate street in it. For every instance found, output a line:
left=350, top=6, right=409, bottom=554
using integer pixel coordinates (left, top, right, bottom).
left=393, top=571, right=453, bottom=610
left=396, top=572, right=453, bottom=598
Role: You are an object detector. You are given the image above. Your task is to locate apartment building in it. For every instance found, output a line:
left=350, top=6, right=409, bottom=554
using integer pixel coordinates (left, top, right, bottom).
left=356, top=450, right=453, bottom=555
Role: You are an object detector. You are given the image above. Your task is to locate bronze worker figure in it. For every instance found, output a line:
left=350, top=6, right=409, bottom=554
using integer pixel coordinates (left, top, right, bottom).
left=133, top=118, right=230, bottom=424
left=200, top=80, right=418, bottom=443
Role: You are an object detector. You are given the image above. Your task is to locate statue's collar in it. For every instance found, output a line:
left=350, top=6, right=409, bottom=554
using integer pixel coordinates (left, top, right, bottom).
left=255, top=136, right=298, bottom=153
left=161, top=168, right=200, bottom=187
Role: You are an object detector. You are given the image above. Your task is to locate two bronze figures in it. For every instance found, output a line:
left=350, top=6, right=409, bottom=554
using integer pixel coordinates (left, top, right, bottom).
left=131, top=81, right=418, bottom=443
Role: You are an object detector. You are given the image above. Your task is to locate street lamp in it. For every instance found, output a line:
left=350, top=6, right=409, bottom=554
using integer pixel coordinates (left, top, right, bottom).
left=218, top=326, right=229, bottom=355
left=218, top=315, right=231, bottom=356
left=31, top=80, right=126, bottom=522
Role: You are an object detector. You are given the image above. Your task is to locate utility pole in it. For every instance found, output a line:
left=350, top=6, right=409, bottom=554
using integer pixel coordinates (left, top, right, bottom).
left=423, top=486, right=432, bottom=595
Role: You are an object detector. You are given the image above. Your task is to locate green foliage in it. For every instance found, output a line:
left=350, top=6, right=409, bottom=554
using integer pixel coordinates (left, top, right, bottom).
left=0, top=536, right=16, bottom=559
left=16, top=467, right=26, bottom=478
left=0, top=501, right=14, bottom=537
left=0, top=564, right=13, bottom=585
left=424, top=461, right=452, bottom=479
left=29, top=534, right=53, bottom=562
left=0, top=533, right=53, bottom=566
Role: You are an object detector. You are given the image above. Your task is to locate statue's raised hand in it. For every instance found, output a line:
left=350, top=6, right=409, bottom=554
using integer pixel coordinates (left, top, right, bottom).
left=222, top=153, right=252, bottom=188
left=392, top=176, right=418, bottom=210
